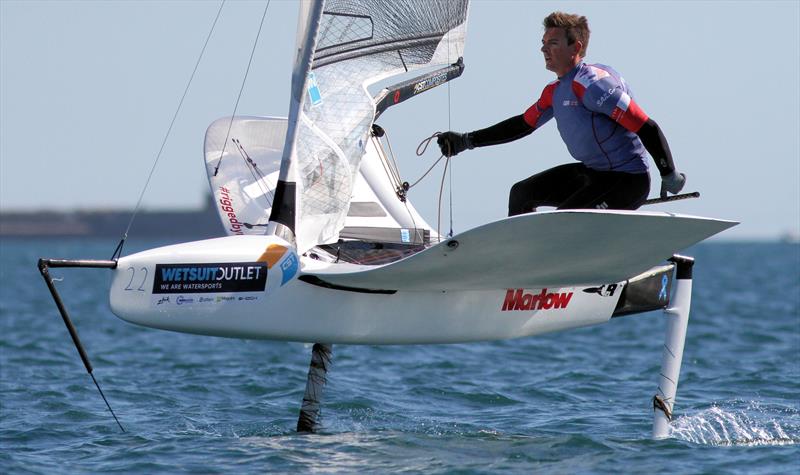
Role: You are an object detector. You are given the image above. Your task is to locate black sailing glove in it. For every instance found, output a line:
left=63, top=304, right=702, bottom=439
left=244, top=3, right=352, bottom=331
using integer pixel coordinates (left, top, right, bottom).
left=437, top=131, right=472, bottom=157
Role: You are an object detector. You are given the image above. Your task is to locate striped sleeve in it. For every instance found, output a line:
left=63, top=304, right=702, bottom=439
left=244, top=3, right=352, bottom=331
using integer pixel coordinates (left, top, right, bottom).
left=572, top=66, right=649, bottom=133
left=523, top=81, right=557, bottom=129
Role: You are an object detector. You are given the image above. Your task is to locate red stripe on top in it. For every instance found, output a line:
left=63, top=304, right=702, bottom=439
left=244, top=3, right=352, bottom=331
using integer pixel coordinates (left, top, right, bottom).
left=571, top=81, right=586, bottom=101
left=523, top=81, right=558, bottom=127
left=611, top=99, right=649, bottom=132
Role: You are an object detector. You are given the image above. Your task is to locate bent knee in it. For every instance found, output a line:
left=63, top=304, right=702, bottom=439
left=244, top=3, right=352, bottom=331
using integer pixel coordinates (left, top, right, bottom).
left=509, top=181, right=528, bottom=201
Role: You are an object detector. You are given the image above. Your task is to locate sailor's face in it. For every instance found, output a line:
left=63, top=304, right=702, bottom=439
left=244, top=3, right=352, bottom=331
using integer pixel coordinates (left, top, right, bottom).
left=540, top=27, right=579, bottom=76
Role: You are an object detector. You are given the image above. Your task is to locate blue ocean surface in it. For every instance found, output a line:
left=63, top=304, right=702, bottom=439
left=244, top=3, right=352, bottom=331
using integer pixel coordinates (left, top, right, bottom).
left=1, top=238, right=798, bottom=473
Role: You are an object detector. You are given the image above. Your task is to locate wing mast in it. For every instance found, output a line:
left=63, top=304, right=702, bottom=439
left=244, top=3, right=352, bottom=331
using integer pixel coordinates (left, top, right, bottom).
left=267, top=0, right=326, bottom=244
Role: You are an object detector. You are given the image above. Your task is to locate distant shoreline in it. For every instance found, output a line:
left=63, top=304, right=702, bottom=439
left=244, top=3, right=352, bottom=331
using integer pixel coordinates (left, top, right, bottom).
left=1, top=207, right=797, bottom=243
left=0, top=207, right=224, bottom=239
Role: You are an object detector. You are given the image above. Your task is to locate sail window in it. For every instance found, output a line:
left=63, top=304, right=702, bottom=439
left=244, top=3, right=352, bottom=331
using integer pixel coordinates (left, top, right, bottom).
left=317, top=12, right=374, bottom=52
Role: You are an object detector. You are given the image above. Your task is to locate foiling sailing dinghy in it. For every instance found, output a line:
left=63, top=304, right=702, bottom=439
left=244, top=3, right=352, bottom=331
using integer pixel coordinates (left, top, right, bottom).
left=39, top=0, right=736, bottom=436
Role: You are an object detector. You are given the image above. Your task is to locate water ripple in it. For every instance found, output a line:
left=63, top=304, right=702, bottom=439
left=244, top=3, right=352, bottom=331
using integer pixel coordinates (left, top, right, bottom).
left=2, top=240, right=799, bottom=473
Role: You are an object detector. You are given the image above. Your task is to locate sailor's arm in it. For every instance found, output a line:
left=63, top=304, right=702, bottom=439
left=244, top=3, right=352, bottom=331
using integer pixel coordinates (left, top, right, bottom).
left=638, top=119, right=685, bottom=198
left=576, top=77, right=686, bottom=196
left=437, top=82, right=556, bottom=157
left=621, top=110, right=687, bottom=197
left=636, top=118, right=676, bottom=176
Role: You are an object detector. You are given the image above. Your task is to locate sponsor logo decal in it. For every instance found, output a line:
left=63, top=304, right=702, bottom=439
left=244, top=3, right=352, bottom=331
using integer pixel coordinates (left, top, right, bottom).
left=216, top=295, right=235, bottom=303
left=257, top=244, right=298, bottom=286
left=153, top=262, right=267, bottom=294
left=562, top=100, right=579, bottom=107
left=156, top=296, right=170, bottom=305
left=596, top=87, right=617, bottom=107
left=219, top=186, right=244, bottom=235
left=258, top=244, right=287, bottom=267
left=279, top=252, right=299, bottom=286
left=582, top=284, right=618, bottom=297
left=413, top=72, right=448, bottom=95
left=393, top=90, right=401, bottom=103
left=176, top=295, right=194, bottom=305
left=199, top=297, right=214, bottom=303
left=501, top=288, right=573, bottom=311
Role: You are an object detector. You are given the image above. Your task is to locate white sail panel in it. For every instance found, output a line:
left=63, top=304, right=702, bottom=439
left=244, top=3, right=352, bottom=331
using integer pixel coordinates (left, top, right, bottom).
left=204, top=117, right=286, bottom=236
left=205, top=115, right=434, bottom=239
left=289, top=0, right=470, bottom=253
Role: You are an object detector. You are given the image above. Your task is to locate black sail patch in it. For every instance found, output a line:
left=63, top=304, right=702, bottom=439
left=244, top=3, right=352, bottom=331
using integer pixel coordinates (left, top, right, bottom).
left=152, top=262, right=267, bottom=294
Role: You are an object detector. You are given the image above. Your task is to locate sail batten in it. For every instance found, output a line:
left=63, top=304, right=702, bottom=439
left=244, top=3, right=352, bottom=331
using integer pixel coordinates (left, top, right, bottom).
left=315, top=34, right=453, bottom=66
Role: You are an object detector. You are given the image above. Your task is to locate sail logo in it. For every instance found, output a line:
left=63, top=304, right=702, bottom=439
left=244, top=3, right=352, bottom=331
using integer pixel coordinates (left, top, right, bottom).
left=413, top=72, right=448, bottom=95
left=501, top=288, right=573, bottom=311
left=219, top=187, right=244, bottom=235
left=153, top=262, right=267, bottom=294
left=307, top=72, right=323, bottom=106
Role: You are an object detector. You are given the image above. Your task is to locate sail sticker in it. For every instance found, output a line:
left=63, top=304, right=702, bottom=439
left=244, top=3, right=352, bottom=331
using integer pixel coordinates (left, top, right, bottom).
left=307, top=72, right=323, bottom=106
left=218, top=186, right=244, bottom=235
left=279, top=252, right=299, bottom=286
left=152, top=262, right=267, bottom=294
left=501, top=288, right=573, bottom=311
left=400, top=229, right=410, bottom=243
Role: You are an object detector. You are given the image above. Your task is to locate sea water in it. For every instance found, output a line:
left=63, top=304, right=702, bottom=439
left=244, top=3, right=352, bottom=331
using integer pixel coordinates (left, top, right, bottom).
left=1, top=238, right=798, bottom=473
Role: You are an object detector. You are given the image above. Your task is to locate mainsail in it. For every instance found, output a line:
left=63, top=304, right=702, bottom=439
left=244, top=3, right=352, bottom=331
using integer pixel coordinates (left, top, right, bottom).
left=269, top=0, right=470, bottom=254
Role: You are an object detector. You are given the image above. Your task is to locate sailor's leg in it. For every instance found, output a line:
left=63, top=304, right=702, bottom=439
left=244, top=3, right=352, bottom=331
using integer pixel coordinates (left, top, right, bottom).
left=508, top=163, right=585, bottom=216
left=557, top=169, right=650, bottom=210
left=297, top=343, right=332, bottom=433
left=652, top=255, right=694, bottom=439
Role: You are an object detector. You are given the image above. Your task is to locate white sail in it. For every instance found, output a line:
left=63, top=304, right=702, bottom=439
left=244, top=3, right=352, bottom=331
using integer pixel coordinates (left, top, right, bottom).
left=275, top=0, right=470, bottom=254
left=204, top=116, right=286, bottom=235
left=204, top=115, right=434, bottom=240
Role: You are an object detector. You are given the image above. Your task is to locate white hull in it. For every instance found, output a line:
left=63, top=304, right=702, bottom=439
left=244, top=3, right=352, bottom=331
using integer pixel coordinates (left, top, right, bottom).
left=112, top=279, right=617, bottom=345
left=108, top=210, right=735, bottom=344
left=109, top=235, right=618, bottom=344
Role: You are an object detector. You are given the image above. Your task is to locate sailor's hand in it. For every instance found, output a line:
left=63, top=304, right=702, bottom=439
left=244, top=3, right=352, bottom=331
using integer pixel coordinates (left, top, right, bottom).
left=437, top=131, right=471, bottom=157
left=660, top=171, right=686, bottom=198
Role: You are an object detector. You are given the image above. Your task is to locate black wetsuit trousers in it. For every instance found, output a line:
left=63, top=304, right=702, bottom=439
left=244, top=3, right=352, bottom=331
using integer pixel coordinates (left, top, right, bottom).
left=508, top=163, right=650, bottom=216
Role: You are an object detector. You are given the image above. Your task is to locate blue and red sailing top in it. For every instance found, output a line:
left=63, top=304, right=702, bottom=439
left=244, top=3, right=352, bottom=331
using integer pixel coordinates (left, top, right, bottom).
left=523, top=62, right=650, bottom=173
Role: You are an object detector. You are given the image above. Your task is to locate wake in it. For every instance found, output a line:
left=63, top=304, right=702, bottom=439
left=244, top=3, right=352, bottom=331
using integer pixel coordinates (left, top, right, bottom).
left=669, top=400, right=799, bottom=446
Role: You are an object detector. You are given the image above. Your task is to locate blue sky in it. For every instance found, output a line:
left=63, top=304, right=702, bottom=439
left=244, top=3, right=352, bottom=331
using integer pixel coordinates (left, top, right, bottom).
left=1, top=0, right=798, bottom=240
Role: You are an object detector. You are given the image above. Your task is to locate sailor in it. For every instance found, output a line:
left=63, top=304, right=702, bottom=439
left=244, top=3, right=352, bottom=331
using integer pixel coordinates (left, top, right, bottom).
left=437, top=11, right=686, bottom=215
